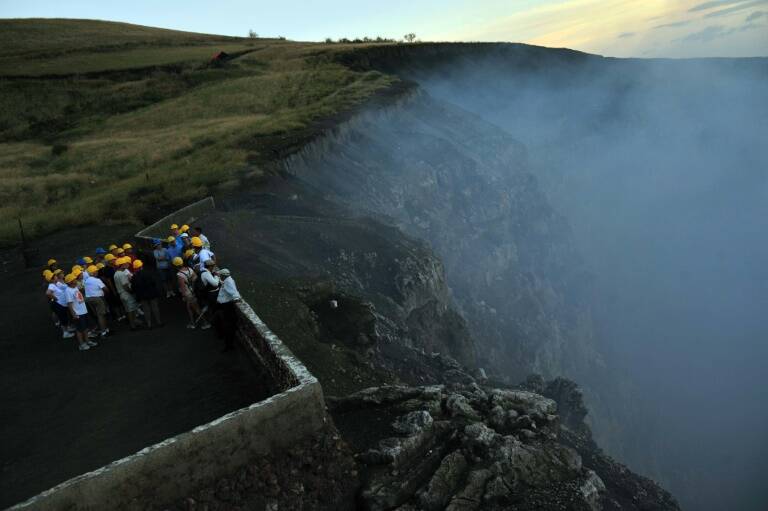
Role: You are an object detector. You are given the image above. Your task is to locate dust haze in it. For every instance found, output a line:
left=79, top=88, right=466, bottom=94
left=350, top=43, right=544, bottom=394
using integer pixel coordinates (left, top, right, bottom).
left=405, top=53, right=768, bottom=510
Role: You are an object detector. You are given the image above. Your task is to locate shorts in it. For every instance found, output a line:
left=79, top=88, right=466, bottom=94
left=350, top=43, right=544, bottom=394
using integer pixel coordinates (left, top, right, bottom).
left=73, top=313, right=91, bottom=332
left=119, top=292, right=139, bottom=313
left=86, top=296, right=107, bottom=316
left=53, top=302, right=69, bottom=326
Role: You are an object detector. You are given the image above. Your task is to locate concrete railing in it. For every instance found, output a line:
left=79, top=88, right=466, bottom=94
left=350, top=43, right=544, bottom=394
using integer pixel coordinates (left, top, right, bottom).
left=11, top=201, right=326, bottom=511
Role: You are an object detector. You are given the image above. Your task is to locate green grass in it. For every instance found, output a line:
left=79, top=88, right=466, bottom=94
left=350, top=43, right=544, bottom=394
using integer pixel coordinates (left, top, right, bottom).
left=0, top=20, right=397, bottom=244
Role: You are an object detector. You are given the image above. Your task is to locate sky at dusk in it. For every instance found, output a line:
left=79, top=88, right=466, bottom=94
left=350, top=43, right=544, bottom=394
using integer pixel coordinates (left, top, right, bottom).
left=1, top=0, right=767, bottom=57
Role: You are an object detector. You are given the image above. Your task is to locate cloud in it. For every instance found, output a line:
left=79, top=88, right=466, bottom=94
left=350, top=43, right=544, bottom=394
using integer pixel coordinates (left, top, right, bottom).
left=679, top=22, right=763, bottom=42
left=704, top=0, right=768, bottom=18
left=689, top=0, right=749, bottom=13
left=680, top=25, right=729, bottom=42
left=654, top=20, right=691, bottom=29
left=618, top=32, right=636, bottom=38
left=745, top=10, right=766, bottom=20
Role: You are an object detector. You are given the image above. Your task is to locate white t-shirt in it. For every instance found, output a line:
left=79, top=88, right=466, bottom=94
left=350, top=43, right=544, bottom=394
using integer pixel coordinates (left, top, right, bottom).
left=66, top=286, right=88, bottom=316
left=84, top=276, right=106, bottom=298
left=50, top=282, right=68, bottom=306
left=197, top=249, right=214, bottom=272
left=199, top=233, right=211, bottom=249
left=114, top=269, right=132, bottom=295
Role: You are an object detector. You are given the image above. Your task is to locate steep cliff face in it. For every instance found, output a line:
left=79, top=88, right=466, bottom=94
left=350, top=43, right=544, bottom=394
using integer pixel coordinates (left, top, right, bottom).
left=207, top=55, right=678, bottom=507
left=282, top=90, right=604, bottom=385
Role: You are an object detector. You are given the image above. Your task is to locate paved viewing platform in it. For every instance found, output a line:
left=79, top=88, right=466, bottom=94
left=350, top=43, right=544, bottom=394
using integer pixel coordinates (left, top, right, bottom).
left=0, top=228, right=272, bottom=508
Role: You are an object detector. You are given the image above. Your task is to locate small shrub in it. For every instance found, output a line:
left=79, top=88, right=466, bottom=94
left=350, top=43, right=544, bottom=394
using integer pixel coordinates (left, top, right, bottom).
left=51, top=143, right=69, bottom=156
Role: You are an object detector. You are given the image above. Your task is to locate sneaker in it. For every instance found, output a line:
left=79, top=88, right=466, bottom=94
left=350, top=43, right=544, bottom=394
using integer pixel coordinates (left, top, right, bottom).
left=87, top=340, right=98, bottom=347
left=200, top=323, right=212, bottom=330
left=186, top=323, right=196, bottom=329
left=137, top=309, right=145, bottom=316
left=63, top=331, right=75, bottom=339
left=88, top=332, right=99, bottom=339
left=100, top=329, right=109, bottom=338
left=79, top=343, right=90, bottom=351
left=117, top=315, right=126, bottom=322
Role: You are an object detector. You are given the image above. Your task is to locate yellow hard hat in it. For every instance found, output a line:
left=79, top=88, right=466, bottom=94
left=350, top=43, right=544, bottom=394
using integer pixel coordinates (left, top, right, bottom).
left=133, top=259, right=143, bottom=269
left=72, top=268, right=82, bottom=278
left=96, top=262, right=105, bottom=269
left=180, top=224, right=190, bottom=233
left=47, top=258, right=57, bottom=266
left=108, top=244, right=118, bottom=251
left=104, top=253, right=116, bottom=262
left=172, top=257, right=184, bottom=267
left=72, top=265, right=83, bottom=273
left=116, top=248, right=125, bottom=255
left=170, top=223, right=179, bottom=230
left=43, top=269, right=53, bottom=279
left=53, top=268, right=63, bottom=275
left=64, top=273, right=77, bottom=284
left=123, top=243, right=133, bottom=250
left=83, top=256, right=93, bottom=264
left=119, top=256, right=131, bottom=266
left=166, top=236, right=175, bottom=243
left=87, top=265, right=99, bottom=274
left=184, top=249, right=195, bottom=258
left=191, top=236, right=203, bottom=248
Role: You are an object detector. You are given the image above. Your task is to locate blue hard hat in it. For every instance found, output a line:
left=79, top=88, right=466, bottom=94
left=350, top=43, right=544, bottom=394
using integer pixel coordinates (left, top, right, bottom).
left=95, top=247, right=107, bottom=255
left=152, top=238, right=162, bottom=245
left=76, top=258, right=86, bottom=265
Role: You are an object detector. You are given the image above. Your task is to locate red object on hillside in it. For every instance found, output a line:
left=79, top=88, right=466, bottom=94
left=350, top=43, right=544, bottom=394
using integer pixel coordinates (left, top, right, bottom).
left=210, top=51, right=229, bottom=63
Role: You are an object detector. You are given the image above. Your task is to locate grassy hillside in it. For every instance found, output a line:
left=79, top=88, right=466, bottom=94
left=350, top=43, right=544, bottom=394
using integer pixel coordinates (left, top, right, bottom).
left=0, top=19, right=396, bottom=244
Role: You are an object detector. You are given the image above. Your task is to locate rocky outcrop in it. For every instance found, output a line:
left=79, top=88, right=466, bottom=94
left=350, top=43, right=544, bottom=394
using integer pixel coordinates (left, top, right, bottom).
left=330, top=380, right=679, bottom=511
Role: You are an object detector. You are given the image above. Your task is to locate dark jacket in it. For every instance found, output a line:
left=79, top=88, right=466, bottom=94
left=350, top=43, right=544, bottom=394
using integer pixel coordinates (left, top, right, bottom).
left=132, top=270, right=160, bottom=301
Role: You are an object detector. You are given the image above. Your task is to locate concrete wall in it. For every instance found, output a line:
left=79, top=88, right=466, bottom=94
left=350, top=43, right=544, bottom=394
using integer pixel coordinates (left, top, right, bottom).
left=12, top=202, right=326, bottom=511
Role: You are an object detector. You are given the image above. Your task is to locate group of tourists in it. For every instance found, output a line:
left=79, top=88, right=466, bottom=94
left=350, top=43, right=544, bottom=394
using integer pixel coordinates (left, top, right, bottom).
left=42, top=224, right=241, bottom=352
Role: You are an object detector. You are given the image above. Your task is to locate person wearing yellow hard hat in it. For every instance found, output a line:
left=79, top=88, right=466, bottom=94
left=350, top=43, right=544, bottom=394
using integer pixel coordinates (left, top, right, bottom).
left=122, top=243, right=136, bottom=263
left=191, top=236, right=216, bottom=272
left=43, top=269, right=59, bottom=329
left=152, top=238, right=175, bottom=298
left=101, top=253, right=125, bottom=323
left=47, top=270, right=74, bottom=339
left=84, top=263, right=110, bottom=338
left=191, top=226, right=211, bottom=250
left=82, top=256, right=94, bottom=265
left=180, top=224, right=190, bottom=233
left=114, top=256, right=140, bottom=329
left=109, top=244, right=120, bottom=257
left=46, top=258, right=58, bottom=271
left=131, top=260, right=164, bottom=329
left=65, top=272, right=98, bottom=351
left=173, top=256, right=211, bottom=330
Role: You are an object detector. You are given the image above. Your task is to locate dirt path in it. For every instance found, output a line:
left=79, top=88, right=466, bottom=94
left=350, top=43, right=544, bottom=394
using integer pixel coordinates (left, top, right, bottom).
left=0, top=226, right=272, bottom=508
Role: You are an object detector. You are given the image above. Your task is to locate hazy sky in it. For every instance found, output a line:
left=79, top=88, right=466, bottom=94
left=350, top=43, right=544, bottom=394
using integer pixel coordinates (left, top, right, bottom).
left=2, top=0, right=767, bottom=57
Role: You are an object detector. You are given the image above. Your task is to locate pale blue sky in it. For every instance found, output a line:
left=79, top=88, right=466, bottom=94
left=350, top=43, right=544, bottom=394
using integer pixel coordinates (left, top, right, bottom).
left=2, top=0, right=767, bottom=57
